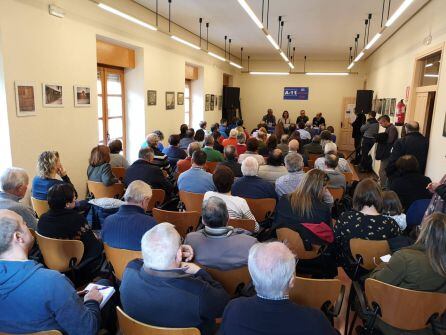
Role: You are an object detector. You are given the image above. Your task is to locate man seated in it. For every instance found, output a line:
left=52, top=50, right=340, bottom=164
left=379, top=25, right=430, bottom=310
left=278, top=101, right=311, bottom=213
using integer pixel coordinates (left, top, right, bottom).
left=102, top=180, right=157, bottom=251
left=179, top=128, right=195, bottom=150
left=314, top=142, right=352, bottom=173
left=124, top=148, right=174, bottom=197
left=0, top=210, right=103, bottom=335
left=162, top=134, right=187, bottom=169
left=145, top=133, right=172, bottom=177
left=218, top=145, right=242, bottom=177
left=303, top=135, right=323, bottom=158
left=289, top=139, right=308, bottom=166
left=232, top=157, right=277, bottom=200
left=0, top=167, right=37, bottom=229
left=324, top=154, right=346, bottom=190
left=277, top=134, right=289, bottom=156
left=202, top=135, right=224, bottom=162
left=258, top=149, right=288, bottom=184
left=176, top=142, right=201, bottom=174
left=238, top=137, right=265, bottom=165
left=185, top=196, right=257, bottom=270
left=275, top=152, right=305, bottom=197
left=297, top=122, right=312, bottom=140
left=219, top=242, right=336, bottom=335
left=178, top=151, right=216, bottom=193
left=120, top=223, right=230, bottom=335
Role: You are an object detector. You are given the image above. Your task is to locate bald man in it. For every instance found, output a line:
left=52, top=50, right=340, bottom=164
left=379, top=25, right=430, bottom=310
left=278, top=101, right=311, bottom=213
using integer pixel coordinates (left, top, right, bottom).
left=258, top=149, right=287, bottom=183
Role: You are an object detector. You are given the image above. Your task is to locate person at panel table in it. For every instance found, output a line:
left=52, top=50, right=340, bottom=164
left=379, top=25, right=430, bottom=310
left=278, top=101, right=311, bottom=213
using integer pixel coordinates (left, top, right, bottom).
left=296, top=109, right=309, bottom=125
left=262, top=108, right=276, bottom=133
left=278, top=110, right=291, bottom=131
left=312, top=113, right=326, bottom=127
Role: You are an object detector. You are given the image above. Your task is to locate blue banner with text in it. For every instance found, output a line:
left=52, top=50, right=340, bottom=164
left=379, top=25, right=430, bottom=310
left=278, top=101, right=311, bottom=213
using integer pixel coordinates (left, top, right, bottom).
left=283, top=87, right=309, bottom=100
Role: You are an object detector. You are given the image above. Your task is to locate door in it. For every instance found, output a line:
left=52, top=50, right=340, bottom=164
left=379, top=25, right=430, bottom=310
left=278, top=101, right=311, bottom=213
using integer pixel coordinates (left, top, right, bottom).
left=339, top=97, right=356, bottom=152
left=413, top=91, right=429, bottom=134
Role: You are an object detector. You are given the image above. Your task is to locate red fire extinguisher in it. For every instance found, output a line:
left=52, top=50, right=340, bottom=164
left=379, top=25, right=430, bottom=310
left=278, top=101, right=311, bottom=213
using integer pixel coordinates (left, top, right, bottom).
left=396, top=99, right=406, bottom=126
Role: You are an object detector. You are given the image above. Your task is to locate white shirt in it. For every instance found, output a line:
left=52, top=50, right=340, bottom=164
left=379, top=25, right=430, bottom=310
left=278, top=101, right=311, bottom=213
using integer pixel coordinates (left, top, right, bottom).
left=238, top=152, right=265, bottom=165
left=297, top=129, right=312, bottom=140
left=314, top=157, right=352, bottom=173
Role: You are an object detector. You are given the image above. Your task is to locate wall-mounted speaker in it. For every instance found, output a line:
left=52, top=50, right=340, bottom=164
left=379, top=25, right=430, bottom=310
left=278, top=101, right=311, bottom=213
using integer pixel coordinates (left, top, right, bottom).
left=355, top=90, right=374, bottom=114
left=222, top=87, right=241, bottom=121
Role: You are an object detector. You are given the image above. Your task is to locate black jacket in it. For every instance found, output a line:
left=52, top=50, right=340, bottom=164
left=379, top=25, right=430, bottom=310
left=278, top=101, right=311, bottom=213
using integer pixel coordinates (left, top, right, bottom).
left=217, top=160, right=242, bottom=178
left=389, top=172, right=432, bottom=211
left=351, top=113, right=366, bottom=138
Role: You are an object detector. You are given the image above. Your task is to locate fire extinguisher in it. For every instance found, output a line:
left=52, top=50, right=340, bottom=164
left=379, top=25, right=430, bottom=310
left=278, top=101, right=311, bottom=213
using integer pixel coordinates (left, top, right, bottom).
left=396, top=99, right=406, bottom=126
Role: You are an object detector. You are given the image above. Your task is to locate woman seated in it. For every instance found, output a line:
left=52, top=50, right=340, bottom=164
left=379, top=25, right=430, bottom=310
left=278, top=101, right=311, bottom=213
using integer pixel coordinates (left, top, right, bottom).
left=222, top=129, right=238, bottom=147
left=334, top=178, right=400, bottom=276
left=32, top=151, right=77, bottom=200
left=87, top=145, right=118, bottom=186
left=37, top=184, right=104, bottom=285
left=108, top=139, right=129, bottom=168
left=204, top=165, right=259, bottom=232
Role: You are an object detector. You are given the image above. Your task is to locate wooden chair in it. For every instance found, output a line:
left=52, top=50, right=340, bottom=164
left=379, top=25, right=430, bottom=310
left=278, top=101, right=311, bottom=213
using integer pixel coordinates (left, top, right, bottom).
left=87, top=181, right=124, bottom=199
left=117, top=306, right=200, bottom=335
left=303, top=166, right=310, bottom=173
left=307, top=159, right=316, bottom=169
left=203, top=266, right=251, bottom=297
left=152, top=208, right=201, bottom=238
left=276, top=228, right=321, bottom=260
left=343, top=172, right=354, bottom=184
left=178, top=190, right=204, bottom=214
left=103, top=243, right=142, bottom=281
left=228, top=218, right=256, bottom=232
left=350, top=238, right=390, bottom=271
left=205, top=161, right=218, bottom=173
left=244, top=197, right=276, bottom=222
left=146, top=189, right=166, bottom=211
left=308, top=153, right=322, bottom=162
left=0, top=331, right=62, bottom=335
left=30, top=197, right=49, bottom=218
left=29, top=228, right=37, bottom=240
left=35, top=232, right=84, bottom=273
left=111, top=167, right=126, bottom=181
left=327, top=187, right=344, bottom=201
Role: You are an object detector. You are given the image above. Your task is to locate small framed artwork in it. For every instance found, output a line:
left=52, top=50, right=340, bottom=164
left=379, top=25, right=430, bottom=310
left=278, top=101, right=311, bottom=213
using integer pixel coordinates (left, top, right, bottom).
left=443, top=114, right=446, bottom=137
left=147, top=90, right=157, bottom=106
left=166, top=91, right=175, bottom=110
left=177, top=92, right=184, bottom=105
left=218, top=95, right=222, bottom=110
left=74, top=85, right=91, bottom=107
left=386, top=98, right=392, bottom=114
left=381, top=99, right=387, bottom=115
left=375, top=99, right=382, bottom=115
left=15, top=81, right=37, bottom=117
left=210, top=94, right=215, bottom=111
left=43, top=84, right=63, bottom=107
left=389, top=98, right=396, bottom=117
left=205, top=94, right=210, bottom=111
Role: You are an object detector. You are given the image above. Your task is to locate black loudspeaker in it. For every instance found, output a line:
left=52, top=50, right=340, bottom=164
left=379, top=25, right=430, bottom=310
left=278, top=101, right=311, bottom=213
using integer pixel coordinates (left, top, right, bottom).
left=223, top=87, right=241, bottom=121
left=355, top=90, right=374, bottom=114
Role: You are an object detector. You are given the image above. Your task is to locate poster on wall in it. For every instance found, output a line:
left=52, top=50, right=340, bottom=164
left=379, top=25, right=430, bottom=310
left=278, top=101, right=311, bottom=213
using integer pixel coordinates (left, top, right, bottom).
left=389, top=98, right=396, bottom=117
left=386, top=98, right=392, bottom=114
left=74, top=86, right=91, bottom=107
left=147, top=90, right=156, bottom=106
left=177, top=92, right=184, bottom=105
left=210, top=95, right=215, bottom=111
left=165, top=91, right=175, bottom=110
left=283, top=87, right=309, bottom=100
left=43, top=84, right=63, bottom=107
left=205, top=94, right=210, bottom=111
left=381, top=99, right=387, bottom=115
left=15, top=81, right=37, bottom=117
left=375, top=99, right=382, bottom=115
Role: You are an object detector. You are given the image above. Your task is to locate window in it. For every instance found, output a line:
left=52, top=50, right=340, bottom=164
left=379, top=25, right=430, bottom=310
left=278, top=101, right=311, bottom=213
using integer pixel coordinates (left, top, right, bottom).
left=97, top=66, right=126, bottom=153
left=420, top=51, right=441, bottom=86
left=184, top=80, right=191, bottom=126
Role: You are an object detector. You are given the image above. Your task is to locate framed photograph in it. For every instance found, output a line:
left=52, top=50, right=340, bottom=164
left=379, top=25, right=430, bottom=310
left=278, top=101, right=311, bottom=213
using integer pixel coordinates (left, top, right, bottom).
left=15, top=81, right=37, bottom=117
left=205, top=94, right=210, bottom=111
left=375, top=99, right=382, bottom=115
left=74, top=86, right=91, bottom=107
left=210, top=94, right=215, bottom=111
left=166, top=91, right=175, bottom=110
left=381, top=99, right=387, bottom=115
left=177, top=92, right=184, bottom=105
left=443, top=114, right=446, bottom=137
left=147, top=90, right=156, bottom=106
left=218, top=95, right=222, bottom=110
left=389, top=98, right=396, bottom=117
left=43, top=84, right=63, bottom=107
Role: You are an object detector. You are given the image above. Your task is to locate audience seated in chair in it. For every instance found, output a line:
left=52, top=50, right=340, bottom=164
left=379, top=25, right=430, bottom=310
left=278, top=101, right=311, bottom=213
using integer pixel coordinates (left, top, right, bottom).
left=178, top=150, right=216, bottom=194
left=108, top=139, right=129, bottom=168
left=275, top=152, right=306, bottom=197
left=144, top=133, right=173, bottom=177
left=102, top=180, right=157, bottom=251
left=277, top=134, right=290, bottom=156
left=382, top=191, right=407, bottom=230
left=238, top=137, right=265, bottom=165
left=314, top=142, right=351, bottom=173
left=258, top=148, right=287, bottom=184
left=219, top=241, right=336, bottom=335
left=218, top=145, right=242, bottom=178
left=120, top=223, right=230, bottom=335
left=232, top=157, right=277, bottom=200
left=0, top=210, right=103, bottom=335
left=303, top=135, right=323, bottom=158
left=176, top=141, right=201, bottom=174
left=235, top=132, right=247, bottom=156
left=202, top=135, right=224, bottom=162
left=179, top=128, right=195, bottom=151
left=185, top=196, right=257, bottom=270
left=222, top=129, right=238, bottom=147
left=194, top=129, right=206, bottom=147
left=87, top=145, right=118, bottom=186
left=162, top=134, right=187, bottom=169
left=297, top=122, right=312, bottom=140
left=0, top=167, right=37, bottom=229
left=424, top=173, right=446, bottom=219
left=324, top=154, right=346, bottom=190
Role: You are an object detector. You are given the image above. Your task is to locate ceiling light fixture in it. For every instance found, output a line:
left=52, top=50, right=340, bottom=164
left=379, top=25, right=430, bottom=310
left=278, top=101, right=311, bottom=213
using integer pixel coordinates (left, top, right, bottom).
left=288, top=62, right=295, bottom=69
left=279, top=51, right=289, bottom=62
left=171, top=35, right=200, bottom=50
left=354, top=51, right=365, bottom=62
left=237, top=0, right=264, bottom=29
left=424, top=74, right=439, bottom=78
left=425, top=63, right=433, bottom=68
left=229, top=61, right=242, bottom=69
left=208, top=51, right=226, bottom=62
left=266, top=34, right=280, bottom=50
left=306, top=72, right=349, bottom=76
left=365, top=33, right=382, bottom=50
left=250, top=71, right=289, bottom=75
left=98, top=3, right=157, bottom=31
left=347, top=62, right=355, bottom=70
left=385, top=0, right=414, bottom=27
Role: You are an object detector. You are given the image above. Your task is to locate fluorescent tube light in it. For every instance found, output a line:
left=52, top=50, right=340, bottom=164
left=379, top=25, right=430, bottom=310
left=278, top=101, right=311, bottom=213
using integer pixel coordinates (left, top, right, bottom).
left=425, top=63, right=433, bottom=68
left=279, top=51, right=289, bottom=62
left=237, top=0, right=264, bottom=29
left=229, top=61, right=242, bottom=69
left=208, top=52, right=226, bottom=62
left=354, top=51, right=364, bottom=62
left=385, top=0, right=414, bottom=27
left=424, top=74, right=439, bottom=78
left=365, top=33, right=382, bottom=50
left=98, top=3, right=157, bottom=31
left=171, top=35, right=200, bottom=50
left=266, top=35, right=280, bottom=50
left=305, top=72, right=349, bottom=76
left=347, top=62, right=355, bottom=70
left=250, top=72, right=289, bottom=76
left=288, top=62, right=295, bottom=69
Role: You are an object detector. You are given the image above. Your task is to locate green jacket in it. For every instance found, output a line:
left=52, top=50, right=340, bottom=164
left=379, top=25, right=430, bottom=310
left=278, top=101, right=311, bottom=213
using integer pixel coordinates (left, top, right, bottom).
left=203, top=147, right=223, bottom=162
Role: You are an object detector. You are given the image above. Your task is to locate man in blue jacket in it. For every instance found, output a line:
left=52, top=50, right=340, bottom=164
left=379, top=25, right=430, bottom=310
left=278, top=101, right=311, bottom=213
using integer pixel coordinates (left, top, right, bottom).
left=0, top=210, right=103, bottom=335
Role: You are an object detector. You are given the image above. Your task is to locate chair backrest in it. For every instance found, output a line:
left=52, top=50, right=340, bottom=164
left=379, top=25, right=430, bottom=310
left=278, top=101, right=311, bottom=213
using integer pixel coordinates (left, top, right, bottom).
left=30, top=197, right=49, bottom=218
left=87, top=181, right=124, bottom=199
left=244, top=197, right=276, bottom=222
left=227, top=218, right=256, bottom=232
left=29, top=228, right=37, bottom=240
left=0, top=331, right=63, bottom=335
left=276, top=228, right=320, bottom=259
left=178, top=190, right=204, bottom=213
left=116, top=306, right=200, bottom=335
left=146, top=189, right=166, bottom=211
left=327, top=187, right=344, bottom=201
left=307, top=159, right=316, bottom=168
left=308, top=153, right=321, bottom=162
left=35, top=232, right=84, bottom=272
left=289, top=277, right=343, bottom=311
left=103, top=243, right=142, bottom=281
left=205, top=161, right=218, bottom=173
left=343, top=172, right=354, bottom=184
left=203, top=266, right=251, bottom=297
left=303, top=166, right=310, bottom=173
left=349, top=239, right=390, bottom=270
left=365, top=278, right=446, bottom=330
left=152, top=208, right=200, bottom=238
left=111, top=167, right=126, bottom=181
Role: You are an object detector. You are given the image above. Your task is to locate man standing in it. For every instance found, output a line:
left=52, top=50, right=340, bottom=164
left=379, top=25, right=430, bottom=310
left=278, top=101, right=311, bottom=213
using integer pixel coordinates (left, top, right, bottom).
left=359, top=111, right=379, bottom=172
left=350, top=109, right=366, bottom=164
left=262, top=108, right=276, bottom=133
left=376, top=115, right=398, bottom=189
left=312, top=113, right=326, bottom=127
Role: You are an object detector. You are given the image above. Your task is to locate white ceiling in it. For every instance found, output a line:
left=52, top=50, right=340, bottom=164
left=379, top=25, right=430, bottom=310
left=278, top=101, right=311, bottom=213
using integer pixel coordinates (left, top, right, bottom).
left=134, top=0, right=428, bottom=61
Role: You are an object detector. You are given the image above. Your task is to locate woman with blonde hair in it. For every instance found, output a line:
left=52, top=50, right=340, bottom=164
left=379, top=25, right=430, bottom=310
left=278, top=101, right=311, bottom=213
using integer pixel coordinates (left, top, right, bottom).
left=87, top=145, right=118, bottom=186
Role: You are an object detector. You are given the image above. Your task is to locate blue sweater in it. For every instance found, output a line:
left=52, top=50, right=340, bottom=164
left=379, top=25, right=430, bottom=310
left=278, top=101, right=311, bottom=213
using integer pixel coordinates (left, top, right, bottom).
left=32, top=175, right=73, bottom=200
left=102, top=205, right=157, bottom=250
left=178, top=167, right=216, bottom=194
left=0, top=260, right=100, bottom=335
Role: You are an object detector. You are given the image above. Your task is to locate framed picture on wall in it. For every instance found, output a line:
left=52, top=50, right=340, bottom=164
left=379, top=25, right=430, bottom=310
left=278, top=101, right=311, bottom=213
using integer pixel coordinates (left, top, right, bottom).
left=15, top=81, right=37, bottom=117
left=43, top=84, right=63, bottom=107
left=389, top=98, right=396, bottom=117
left=147, top=90, right=156, bottom=106
left=166, top=91, right=175, bottom=110
left=218, top=95, right=222, bottom=110
left=177, top=92, right=184, bottom=105
left=74, top=85, right=91, bottom=107
left=381, top=99, right=387, bottom=115
left=375, top=99, right=382, bottom=115
left=443, top=114, right=446, bottom=137
left=210, top=94, right=215, bottom=111
left=205, top=94, right=210, bottom=111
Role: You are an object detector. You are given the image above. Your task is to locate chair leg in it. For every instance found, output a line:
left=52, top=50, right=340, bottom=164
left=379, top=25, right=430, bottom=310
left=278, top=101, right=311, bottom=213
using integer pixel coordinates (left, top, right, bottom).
left=347, top=311, right=358, bottom=335
left=344, top=285, right=355, bottom=335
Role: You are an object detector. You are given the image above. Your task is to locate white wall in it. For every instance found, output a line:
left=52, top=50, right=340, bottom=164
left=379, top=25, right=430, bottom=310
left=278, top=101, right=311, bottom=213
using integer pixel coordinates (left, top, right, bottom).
left=365, top=0, right=446, bottom=181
